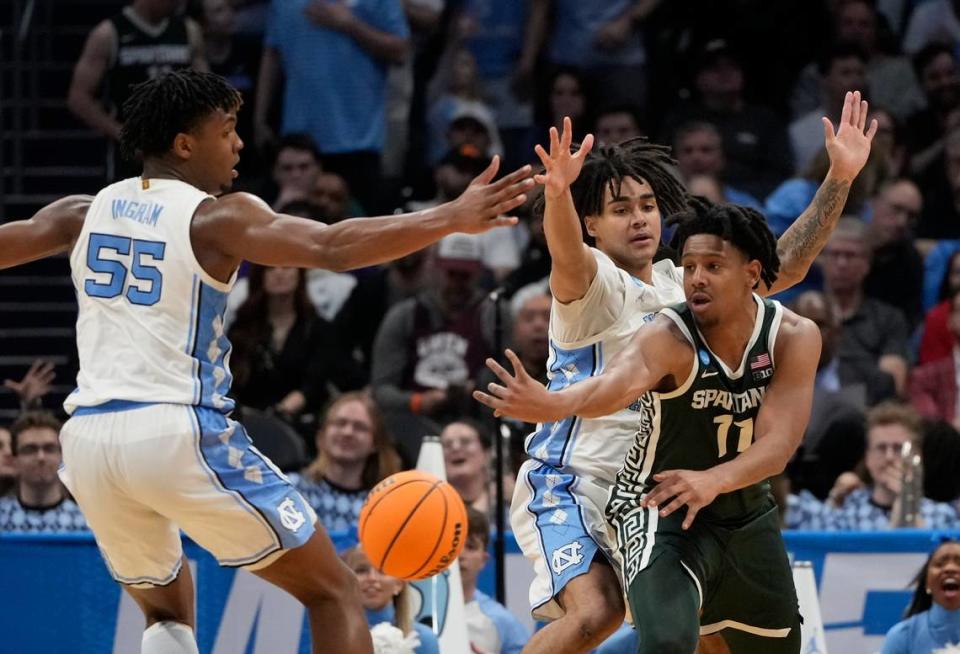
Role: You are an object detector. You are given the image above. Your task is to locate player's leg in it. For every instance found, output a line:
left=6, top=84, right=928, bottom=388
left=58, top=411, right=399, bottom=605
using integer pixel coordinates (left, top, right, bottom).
left=521, top=556, right=625, bottom=653
left=718, top=617, right=801, bottom=654
left=253, top=529, right=373, bottom=654
left=59, top=408, right=201, bottom=654
left=511, top=462, right=624, bottom=654
left=696, top=635, right=731, bottom=654
left=627, top=551, right=701, bottom=654
left=124, top=561, right=199, bottom=654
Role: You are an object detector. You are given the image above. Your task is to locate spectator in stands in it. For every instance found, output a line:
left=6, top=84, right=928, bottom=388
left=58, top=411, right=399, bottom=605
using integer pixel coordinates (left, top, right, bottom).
left=903, top=0, right=960, bottom=53
left=0, top=412, right=88, bottom=533
left=593, top=105, right=644, bottom=146
left=460, top=507, right=530, bottom=654
left=672, top=121, right=762, bottom=209
left=790, top=1, right=922, bottom=122
left=311, top=173, right=352, bottom=224
left=341, top=546, right=440, bottom=654
left=0, top=424, right=14, bottom=497
left=335, top=250, right=430, bottom=386
left=789, top=291, right=868, bottom=500
left=905, top=44, right=960, bottom=177
left=450, top=0, right=534, bottom=169
left=921, top=250, right=960, bottom=364
left=660, top=37, right=793, bottom=198
left=871, top=106, right=907, bottom=179
left=441, top=419, right=512, bottom=517
left=777, top=473, right=832, bottom=531
left=790, top=42, right=869, bottom=173
left=193, top=0, right=262, bottom=177
left=821, top=218, right=910, bottom=399
left=407, top=146, right=521, bottom=280
left=227, top=265, right=340, bottom=429
left=255, top=0, right=409, bottom=214
left=829, top=403, right=958, bottom=530
left=3, top=360, right=55, bottom=412
left=915, top=128, right=960, bottom=243
left=911, top=289, right=960, bottom=428
left=371, top=233, right=498, bottom=441
left=864, top=179, right=925, bottom=327
left=536, top=68, right=592, bottom=145
left=294, top=393, right=402, bottom=533
left=881, top=539, right=960, bottom=653
left=520, top=0, right=657, bottom=108
left=269, top=134, right=323, bottom=210
left=500, top=187, right=550, bottom=299
left=67, top=0, right=207, bottom=181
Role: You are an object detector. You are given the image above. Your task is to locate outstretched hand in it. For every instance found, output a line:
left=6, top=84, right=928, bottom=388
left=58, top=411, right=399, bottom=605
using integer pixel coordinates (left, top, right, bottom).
left=449, top=157, right=534, bottom=235
left=641, top=469, right=722, bottom=530
left=4, top=359, right=55, bottom=406
left=822, top=90, right=878, bottom=182
left=534, top=117, right=595, bottom=200
left=473, top=349, right=562, bottom=423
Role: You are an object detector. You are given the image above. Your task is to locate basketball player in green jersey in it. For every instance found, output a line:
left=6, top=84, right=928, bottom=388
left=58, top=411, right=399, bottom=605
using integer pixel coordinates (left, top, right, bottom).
left=475, top=200, right=820, bottom=653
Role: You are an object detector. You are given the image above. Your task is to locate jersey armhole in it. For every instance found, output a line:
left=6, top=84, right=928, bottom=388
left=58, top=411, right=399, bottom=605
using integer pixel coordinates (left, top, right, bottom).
left=186, top=197, right=236, bottom=293
left=655, top=309, right=699, bottom=399
left=766, top=300, right=784, bottom=368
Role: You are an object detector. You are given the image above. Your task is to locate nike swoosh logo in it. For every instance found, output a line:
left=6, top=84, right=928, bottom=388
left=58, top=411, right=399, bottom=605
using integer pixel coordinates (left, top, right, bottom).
left=701, top=371, right=718, bottom=378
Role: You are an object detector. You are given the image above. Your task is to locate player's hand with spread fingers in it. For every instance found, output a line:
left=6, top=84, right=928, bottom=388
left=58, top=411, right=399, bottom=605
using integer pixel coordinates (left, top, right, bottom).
left=473, top=349, right=563, bottom=423
left=447, top=156, right=534, bottom=234
left=534, top=116, right=595, bottom=200
left=822, top=89, right=879, bottom=182
left=641, top=469, right=723, bottom=530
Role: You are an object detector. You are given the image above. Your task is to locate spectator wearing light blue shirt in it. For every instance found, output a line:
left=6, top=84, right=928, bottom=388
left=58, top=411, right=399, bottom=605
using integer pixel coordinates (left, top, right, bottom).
left=255, top=0, right=410, bottom=213
left=461, top=507, right=529, bottom=653
left=882, top=539, right=960, bottom=654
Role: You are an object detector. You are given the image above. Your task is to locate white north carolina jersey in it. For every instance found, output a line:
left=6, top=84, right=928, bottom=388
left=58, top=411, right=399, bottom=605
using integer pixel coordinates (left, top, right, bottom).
left=524, top=248, right=686, bottom=484
left=65, top=178, right=236, bottom=415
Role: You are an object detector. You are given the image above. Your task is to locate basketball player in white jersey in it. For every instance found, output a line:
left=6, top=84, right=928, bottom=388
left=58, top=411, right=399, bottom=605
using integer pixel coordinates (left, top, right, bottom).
left=507, top=92, right=877, bottom=654
left=0, top=70, right=533, bottom=654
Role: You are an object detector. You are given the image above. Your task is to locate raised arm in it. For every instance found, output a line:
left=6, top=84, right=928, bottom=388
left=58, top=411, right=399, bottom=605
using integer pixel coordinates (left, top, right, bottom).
left=474, top=315, right=689, bottom=423
left=0, top=195, right=91, bottom=270
left=764, top=90, right=878, bottom=296
left=195, top=158, right=533, bottom=274
left=535, top=117, right=598, bottom=303
left=642, top=313, right=821, bottom=529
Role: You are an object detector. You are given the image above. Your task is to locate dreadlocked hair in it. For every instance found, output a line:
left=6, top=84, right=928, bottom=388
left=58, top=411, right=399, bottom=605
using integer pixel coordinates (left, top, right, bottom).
left=666, top=197, right=781, bottom=290
left=533, top=136, right=690, bottom=242
left=120, top=69, right=242, bottom=162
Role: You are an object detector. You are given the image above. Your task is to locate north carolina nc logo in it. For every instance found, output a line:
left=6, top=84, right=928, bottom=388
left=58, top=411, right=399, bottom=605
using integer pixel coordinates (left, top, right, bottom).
left=277, top=498, right=306, bottom=532
left=551, top=541, right=584, bottom=575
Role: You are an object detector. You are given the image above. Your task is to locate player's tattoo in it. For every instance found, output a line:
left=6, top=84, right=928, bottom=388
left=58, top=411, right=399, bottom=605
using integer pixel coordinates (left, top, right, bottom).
left=775, top=178, right=851, bottom=284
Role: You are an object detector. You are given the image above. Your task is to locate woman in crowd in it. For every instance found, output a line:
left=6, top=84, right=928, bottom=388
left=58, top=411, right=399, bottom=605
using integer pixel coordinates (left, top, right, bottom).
left=342, top=546, right=440, bottom=654
left=882, top=539, right=960, bottom=653
left=294, top=393, right=403, bottom=533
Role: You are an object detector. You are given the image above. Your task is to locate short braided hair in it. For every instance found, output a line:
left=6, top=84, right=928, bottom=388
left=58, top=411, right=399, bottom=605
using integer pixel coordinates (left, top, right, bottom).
left=120, top=69, right=242, bottom=162
left=667, top=198, right=780, bottom=290
left=533, top=137, right=690, bottom=240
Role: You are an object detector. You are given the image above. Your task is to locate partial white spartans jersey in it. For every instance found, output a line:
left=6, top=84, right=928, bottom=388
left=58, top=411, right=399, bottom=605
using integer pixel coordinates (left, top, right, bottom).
left=66, top=178, right=236, bottom=415
left=524, top=248, right=686, bottom=484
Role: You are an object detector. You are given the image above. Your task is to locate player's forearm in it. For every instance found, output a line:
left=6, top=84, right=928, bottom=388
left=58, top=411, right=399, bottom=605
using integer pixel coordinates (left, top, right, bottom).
left=344, top=19, right=408, bottom=64
left=67, top=93, right=121, bottom=141
left=769, top=169, right=852, bottom=295
left=0, top=219, right=71, bottom=270
left=709, top=434, right=796, bottom=495
left=544, top=189, right=594, bottom=299
left=310, top=205, right=454, bottom=272
left=559, top=365, right=640, bottom=419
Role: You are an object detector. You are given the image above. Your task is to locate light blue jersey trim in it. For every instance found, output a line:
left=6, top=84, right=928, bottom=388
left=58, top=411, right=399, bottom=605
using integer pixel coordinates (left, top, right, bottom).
left=72, top=400, right=159, bottom=417
left=186, top=273, right=201, bottom=404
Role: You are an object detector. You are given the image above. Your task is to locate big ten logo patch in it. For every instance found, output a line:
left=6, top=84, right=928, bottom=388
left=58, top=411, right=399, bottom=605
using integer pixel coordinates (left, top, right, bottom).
left=414, top=332, right=470, bottom=388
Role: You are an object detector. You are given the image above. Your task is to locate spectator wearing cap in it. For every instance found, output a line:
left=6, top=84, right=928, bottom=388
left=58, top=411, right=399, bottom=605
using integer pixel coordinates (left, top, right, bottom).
left=0, top=412, right=89, bottom=533
left=370, top=233, right=501, bottom=443
left=790, top=42, right=869, bottom=173
left=660, top=37, right=793, bottom=198
left=407, top=146, right=521, bottom=280
left=255, top=0, right=410, bottom=214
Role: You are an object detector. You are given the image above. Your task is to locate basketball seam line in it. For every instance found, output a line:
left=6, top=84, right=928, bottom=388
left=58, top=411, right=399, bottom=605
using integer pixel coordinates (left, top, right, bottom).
left=378, top=480, right=443, bottom=573
left=359, top=479, right=428, bottom=538
left=407, top=487, right=449, bottom=579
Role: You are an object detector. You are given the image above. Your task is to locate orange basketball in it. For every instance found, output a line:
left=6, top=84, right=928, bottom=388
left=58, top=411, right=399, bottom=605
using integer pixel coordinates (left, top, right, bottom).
left=358, top=470, right=468, bottom=581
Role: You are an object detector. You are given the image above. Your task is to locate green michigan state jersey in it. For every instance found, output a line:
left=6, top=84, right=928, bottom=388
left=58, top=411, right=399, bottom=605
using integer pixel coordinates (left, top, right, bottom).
left=608, top=295, right=783, bottom=526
